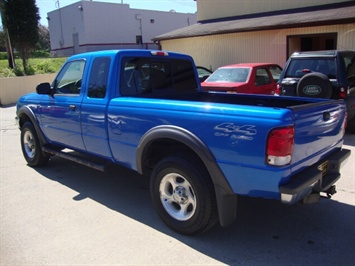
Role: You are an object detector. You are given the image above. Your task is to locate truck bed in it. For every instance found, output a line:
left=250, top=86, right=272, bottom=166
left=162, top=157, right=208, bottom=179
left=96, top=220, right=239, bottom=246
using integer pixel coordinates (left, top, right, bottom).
left=136, top=90, right=337, bottom=109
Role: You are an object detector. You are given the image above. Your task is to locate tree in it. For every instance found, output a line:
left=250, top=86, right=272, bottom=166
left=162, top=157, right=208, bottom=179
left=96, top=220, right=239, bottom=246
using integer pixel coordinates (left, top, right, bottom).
left=3, top=0, right=40, bottom=73
left=36, top=25, right=50, bottom=51
left=0, top=0, right=15, bottom=68
left=0, top=28, right=6, bottom=52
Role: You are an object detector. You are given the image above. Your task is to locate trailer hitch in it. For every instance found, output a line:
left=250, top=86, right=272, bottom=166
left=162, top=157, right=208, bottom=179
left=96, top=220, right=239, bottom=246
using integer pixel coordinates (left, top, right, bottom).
left=325, top=185, right=337, bottom=198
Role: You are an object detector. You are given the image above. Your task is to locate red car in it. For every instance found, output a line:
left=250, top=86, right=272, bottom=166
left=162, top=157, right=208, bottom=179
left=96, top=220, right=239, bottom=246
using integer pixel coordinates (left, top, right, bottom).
left=201, top=63, right=282, bottom=95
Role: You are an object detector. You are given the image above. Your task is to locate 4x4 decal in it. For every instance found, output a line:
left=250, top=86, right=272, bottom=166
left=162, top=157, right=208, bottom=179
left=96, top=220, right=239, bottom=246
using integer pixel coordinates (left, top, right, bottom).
left=214, top=123, right=257, bottom=140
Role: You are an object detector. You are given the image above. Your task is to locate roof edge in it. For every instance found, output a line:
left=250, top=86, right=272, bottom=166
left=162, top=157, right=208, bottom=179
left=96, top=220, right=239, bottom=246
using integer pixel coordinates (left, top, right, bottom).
left=198, top=1, right=355, bottom=24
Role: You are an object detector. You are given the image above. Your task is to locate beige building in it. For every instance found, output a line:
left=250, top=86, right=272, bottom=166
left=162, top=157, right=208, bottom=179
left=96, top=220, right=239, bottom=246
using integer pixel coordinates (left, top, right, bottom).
left=153, top=0, right=355, bottom=70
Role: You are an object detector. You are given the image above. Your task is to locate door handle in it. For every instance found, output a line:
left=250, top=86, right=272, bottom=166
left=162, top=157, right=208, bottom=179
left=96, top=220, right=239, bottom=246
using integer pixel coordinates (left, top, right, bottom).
left=69, top=104, right=76, bottom=111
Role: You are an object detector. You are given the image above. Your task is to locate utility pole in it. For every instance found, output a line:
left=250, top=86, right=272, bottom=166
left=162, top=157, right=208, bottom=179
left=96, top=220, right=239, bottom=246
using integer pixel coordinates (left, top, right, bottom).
left=0, top=0, right=15, bottom=69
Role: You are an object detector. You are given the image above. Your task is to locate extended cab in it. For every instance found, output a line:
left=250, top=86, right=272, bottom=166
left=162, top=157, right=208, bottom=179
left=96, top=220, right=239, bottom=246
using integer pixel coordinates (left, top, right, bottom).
left=16, top=50, right=350, bottom=235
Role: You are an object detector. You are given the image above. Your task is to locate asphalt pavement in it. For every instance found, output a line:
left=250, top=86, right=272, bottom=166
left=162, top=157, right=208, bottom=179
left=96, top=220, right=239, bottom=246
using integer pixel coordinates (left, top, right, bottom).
left=1, top=105, right=354, bottom=265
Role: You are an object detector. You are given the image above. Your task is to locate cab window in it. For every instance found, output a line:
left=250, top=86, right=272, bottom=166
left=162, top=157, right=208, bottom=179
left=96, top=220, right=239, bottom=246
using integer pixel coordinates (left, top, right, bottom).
left=54, top=60, right=85, bottom=94
left=88, top=57, right=111, bottom=98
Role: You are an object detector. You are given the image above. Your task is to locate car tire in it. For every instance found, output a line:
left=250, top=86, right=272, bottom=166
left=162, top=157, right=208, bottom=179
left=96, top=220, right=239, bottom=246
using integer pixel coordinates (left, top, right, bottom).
left=150, top=154, right=218, bottom=235
left=21, top=122, right=49, bottom=167
left=297, top=72, right=333, bottom=98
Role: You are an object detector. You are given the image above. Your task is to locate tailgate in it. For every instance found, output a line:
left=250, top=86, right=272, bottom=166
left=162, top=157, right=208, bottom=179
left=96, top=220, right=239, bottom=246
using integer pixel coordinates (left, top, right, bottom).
left=289, top=99, right=346, bottom=174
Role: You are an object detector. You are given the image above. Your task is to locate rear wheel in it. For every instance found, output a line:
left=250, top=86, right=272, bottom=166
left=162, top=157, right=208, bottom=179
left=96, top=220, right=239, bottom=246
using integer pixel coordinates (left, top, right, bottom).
left=150, top=155, right=218, bottom=235
left=21, top=122, right=49, bottom=167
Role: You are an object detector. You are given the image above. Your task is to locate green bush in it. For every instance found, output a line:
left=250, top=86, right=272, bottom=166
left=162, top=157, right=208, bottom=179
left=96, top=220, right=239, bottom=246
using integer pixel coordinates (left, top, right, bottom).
left=31, top=50, right=50, bottom=58
left=0, top=67, right=16, bottom=77
left=0, top=50, right=50, bottom=60
left=0, top=56, right=67, bottom=77
left=0, top=52, right=7, bottom=60
left=34, top=60, right=56, bottom=74
left=0, top=51, right=20, bottom=60
left=25, top=65, right=36, bottom=75
left=13, top=66, right=24, bottom=76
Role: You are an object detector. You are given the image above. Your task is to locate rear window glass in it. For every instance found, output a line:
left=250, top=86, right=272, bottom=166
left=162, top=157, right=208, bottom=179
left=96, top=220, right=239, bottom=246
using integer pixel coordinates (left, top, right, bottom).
left=206, top=67, right=250, bottom=82
left=342, top=52, right=355, bottom=78
left=285, top=58, right=337, bottom=79
left=269, top=65, right=282, bottom=81
left=120, top=57, right=197, bottom=96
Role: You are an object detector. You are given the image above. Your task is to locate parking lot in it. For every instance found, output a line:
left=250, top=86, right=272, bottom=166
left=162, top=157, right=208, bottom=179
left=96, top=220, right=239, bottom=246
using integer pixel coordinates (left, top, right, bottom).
left=1, top=105, right=354, bottom=265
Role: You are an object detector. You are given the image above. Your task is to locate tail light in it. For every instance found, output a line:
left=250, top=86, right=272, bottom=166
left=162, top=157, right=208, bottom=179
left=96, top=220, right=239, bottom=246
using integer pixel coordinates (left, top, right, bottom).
left=338, top=86, right=347, bottom=99
left=151, top=51, right=168, bottom=56
left=266, top=126, right=294, bottom=166
left=275, top=84, right=281, bottom=96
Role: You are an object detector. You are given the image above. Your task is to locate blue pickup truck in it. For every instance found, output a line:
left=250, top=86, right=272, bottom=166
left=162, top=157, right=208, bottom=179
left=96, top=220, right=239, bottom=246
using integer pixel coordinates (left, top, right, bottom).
left=16, top=50, right=350, bottom=235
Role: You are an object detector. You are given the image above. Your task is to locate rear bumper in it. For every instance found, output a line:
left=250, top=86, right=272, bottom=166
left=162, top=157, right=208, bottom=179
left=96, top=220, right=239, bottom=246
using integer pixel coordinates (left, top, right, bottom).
left=279, top=148, right=351, bottom=204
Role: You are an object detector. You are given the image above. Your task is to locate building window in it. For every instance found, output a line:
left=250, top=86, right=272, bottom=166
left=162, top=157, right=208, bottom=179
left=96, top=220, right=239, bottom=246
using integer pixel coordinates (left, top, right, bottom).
left=136, top=35, right=142, bottom=44
left=287, top=33, right=337, bottom=58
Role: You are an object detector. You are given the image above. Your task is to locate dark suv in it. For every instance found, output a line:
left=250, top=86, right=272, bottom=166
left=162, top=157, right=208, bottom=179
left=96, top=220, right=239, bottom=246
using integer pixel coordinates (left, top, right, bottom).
left=276, top=50, right=355, bottom=133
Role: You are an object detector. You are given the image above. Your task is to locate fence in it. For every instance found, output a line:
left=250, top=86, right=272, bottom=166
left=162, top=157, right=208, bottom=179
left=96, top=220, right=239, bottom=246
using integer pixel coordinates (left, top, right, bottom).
left=0, top=74, right=57, bottom=106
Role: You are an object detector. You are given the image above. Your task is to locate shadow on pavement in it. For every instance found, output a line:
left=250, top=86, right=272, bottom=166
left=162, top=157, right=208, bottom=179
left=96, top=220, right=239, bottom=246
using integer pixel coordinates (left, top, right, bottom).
left=34, top=157, right=355, bottom=265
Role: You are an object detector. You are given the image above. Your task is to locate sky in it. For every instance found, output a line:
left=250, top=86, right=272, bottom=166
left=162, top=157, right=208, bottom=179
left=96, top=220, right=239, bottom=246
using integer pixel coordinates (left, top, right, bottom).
left=36, top=0, right=197, bottom=26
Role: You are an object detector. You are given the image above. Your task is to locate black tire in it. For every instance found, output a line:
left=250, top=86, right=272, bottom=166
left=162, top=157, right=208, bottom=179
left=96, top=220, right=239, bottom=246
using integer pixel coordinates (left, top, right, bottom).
left=150, top=155, right=218, bottom=235
left=297, top=72, right=333, bottom=98
left=21, top=122, right=49, bottom=167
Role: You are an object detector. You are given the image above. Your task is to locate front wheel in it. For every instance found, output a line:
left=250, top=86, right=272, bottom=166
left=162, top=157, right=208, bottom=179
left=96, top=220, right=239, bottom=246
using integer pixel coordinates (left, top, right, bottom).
left=150, top=155, right=218, bottom=235
left=21, top=122, right=49, bottom=167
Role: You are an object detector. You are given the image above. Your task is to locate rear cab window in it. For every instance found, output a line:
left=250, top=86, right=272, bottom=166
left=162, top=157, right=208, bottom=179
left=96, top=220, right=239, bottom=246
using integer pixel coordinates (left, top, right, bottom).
left=120, top=57, right=198, bottom=96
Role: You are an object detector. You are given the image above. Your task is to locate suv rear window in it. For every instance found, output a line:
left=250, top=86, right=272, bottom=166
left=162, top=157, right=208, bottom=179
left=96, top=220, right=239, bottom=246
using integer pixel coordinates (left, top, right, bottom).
left=285, top=58, right=337, bottom=79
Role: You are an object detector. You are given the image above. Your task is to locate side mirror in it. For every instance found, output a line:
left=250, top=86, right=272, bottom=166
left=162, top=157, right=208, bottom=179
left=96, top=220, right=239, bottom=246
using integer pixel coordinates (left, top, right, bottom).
left=36, top=82, right=52, bottom=95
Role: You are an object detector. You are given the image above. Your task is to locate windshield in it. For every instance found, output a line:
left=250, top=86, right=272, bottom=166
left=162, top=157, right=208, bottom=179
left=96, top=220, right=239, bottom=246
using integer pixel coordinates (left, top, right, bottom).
left=285, top=58, right=337, bottom=79
left=206, top=67, right=250, bottom=82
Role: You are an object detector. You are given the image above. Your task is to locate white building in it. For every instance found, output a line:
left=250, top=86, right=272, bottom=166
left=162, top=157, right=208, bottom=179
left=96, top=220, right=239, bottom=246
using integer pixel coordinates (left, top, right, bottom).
left=47, top=0, right=196, bottom=57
